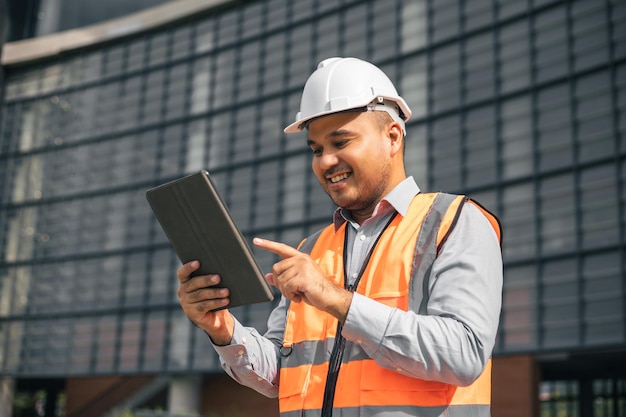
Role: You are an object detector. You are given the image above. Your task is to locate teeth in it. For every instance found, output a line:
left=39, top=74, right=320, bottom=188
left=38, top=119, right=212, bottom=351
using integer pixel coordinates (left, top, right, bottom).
left=330, top=173, right=349, bottom=183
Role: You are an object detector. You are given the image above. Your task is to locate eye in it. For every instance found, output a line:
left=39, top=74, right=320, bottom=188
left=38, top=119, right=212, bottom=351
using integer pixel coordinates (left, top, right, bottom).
left=310, top=146, right=322, bottom=156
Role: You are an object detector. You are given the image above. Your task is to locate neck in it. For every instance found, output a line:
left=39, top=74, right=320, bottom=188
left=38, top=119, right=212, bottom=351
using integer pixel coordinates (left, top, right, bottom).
left=351, top=209, right=374, bottom=225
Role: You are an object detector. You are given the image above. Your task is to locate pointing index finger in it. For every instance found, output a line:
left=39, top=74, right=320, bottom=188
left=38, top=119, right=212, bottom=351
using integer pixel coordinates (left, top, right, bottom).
left=253, top=237, right=301, bottom=259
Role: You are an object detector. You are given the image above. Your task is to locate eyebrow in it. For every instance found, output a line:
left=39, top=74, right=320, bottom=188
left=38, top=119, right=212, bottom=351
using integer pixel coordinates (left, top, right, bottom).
left=307, top=129, right=353, bottom=146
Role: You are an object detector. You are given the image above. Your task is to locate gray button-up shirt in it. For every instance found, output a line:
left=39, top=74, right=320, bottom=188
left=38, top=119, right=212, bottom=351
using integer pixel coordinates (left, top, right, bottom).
left=213, top=177, right=503, bottom=398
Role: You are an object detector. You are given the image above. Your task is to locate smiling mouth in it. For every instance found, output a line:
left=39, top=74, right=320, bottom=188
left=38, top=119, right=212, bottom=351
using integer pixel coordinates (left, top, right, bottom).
left=329, top=173, right=350, bottom=183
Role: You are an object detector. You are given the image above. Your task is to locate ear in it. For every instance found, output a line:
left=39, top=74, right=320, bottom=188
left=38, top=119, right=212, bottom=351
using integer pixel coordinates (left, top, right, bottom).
left=387, top=121, right=404, bottom=157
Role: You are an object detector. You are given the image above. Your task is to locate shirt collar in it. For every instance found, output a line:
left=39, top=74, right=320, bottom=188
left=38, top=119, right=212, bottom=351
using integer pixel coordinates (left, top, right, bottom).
left=332, top=176, right=420, bottom=230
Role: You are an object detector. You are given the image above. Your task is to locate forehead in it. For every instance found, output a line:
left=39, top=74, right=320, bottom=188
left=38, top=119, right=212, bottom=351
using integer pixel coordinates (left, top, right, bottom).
left=307, top=111, right=377, bottom=141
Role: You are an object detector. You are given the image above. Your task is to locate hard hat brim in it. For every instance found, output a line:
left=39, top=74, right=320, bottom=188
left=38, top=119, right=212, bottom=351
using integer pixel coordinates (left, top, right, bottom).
left=283, top=96, right=411, bottom=134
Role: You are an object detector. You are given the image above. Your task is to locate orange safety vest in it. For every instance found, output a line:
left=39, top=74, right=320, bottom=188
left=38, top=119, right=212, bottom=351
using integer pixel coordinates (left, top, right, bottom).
left=278, top=193, right=501, bottom=417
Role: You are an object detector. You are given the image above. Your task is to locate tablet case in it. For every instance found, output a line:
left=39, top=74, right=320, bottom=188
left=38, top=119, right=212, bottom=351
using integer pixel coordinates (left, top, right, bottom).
left=146, top=170, right=274, bottom=309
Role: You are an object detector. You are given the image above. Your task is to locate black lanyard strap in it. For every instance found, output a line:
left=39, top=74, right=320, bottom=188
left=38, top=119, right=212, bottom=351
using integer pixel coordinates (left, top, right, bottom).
left=321, top=211, right=399, bottom=417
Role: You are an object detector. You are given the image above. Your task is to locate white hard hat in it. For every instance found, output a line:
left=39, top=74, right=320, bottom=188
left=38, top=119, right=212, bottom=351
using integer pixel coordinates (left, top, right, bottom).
left=284, top=57, right=412, bottom=135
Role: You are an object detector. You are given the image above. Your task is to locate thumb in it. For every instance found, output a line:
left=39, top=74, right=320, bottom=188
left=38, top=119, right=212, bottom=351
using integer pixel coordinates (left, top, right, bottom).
left=264, top=272, right=276, bottom=286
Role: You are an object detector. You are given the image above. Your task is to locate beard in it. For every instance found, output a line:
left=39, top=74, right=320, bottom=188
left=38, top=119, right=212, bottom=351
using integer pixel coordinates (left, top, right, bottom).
left=321, top=162, right=392, bottom=215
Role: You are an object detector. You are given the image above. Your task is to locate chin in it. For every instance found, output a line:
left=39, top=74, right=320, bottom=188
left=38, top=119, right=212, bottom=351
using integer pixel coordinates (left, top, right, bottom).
left=332, top=198, right=360, bottom=211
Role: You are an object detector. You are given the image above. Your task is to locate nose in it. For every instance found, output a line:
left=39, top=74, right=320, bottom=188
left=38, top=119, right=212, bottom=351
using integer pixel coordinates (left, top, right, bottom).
left=317, top=150, right=339, bottom=171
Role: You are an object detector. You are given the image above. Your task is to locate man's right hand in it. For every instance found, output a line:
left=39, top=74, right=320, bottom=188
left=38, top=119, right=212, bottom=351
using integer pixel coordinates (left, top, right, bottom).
left=176, top=261, right=234, bottom=346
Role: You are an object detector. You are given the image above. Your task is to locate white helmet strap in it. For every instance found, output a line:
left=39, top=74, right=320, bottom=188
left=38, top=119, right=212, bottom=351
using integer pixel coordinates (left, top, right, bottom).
left=366, top=97, right=407, bottom=136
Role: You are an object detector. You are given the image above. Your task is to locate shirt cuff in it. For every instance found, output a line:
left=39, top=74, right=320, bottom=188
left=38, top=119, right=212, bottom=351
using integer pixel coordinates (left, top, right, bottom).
left=342, top=292, right=394, bottom=354
left=212, top=319, right=251, bottom=367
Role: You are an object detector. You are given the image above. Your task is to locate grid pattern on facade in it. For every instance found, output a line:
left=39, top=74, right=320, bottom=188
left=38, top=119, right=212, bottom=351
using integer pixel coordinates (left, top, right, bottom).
left=0, top=0, right=625, bottom=377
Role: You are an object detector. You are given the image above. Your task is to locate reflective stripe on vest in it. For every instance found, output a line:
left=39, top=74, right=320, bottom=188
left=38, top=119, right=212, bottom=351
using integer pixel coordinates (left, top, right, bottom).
left=280, top=192, right=500, bottom=417
left=280, top=404, right=490, bottom=417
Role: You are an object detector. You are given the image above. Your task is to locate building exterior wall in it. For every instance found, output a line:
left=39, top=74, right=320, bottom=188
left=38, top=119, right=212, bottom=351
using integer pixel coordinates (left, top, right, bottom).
left=200, top=374, right=278, bottom=417
left=1, top=0, right=625, bottom=415
left=65, top=375, right=155, bottom=417
left=492, top=355, right=540, bottom=417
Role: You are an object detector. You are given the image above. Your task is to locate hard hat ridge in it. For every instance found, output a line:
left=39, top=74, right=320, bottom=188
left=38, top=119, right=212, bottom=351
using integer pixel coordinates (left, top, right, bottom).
left=284, top=57, right=412, bottom=135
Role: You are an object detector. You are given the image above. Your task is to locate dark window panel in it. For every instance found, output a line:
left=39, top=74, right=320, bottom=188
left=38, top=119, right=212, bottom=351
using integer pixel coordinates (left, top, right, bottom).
left=148, top=33, right=169, bottom=67
left=171, top=26, right=192, bottom=61
left=241, top=2, right=263, bottom=40
left=262, top=34, right=287, bottom=96
left=432, top=44, right=461, bottom=113
left=212, top=50, right=236, bottom=109
left=290, top=0, right=315, bottom=21
left=282, top=154, right=308, bottom=224
left=119, top=314, right=141, bottom=372
left=612, top=1, right=626, bottom=59
left=103, top=45, right=125, bottom=77
left=208, top=115, right=233, bottom=170
left=501, top=96, right=533, bottom=180
left=217, top=8, right=240, bottom=48
left=226, top=165, right=253, bottom=230
left=266, top=0, right=288, bottom=32
left=502, top=264, right=538, bottom=349
left=502, top=183, right=536, bottom=261
left=287, top=27, right=314, bottom=90
left=159, top=124, right=185, bottom=178
left=539, top=173, right=577, bottom=255
left=167, top=310, right=193, bottom=372
left=147, top=249, right=177, bottom=306
left=253, top=160, right=280, bottom=229
left=127, top=37, right=147, bottom=72
left=284, top=92, right=307, bottom=153
left=533, top=6, right=569, bottom=84
left=238, top=41, right=261, bottom=103
left=142, top=310, right=167, bottom=372
left=541, top=257, right=580, bottom=349
left=582, top=251, right=624, bottom=345
left=194, top=18, right=215, bottom=54
left=232, top=106, right=257, bottom=164
left=372, top=2, right=399, bottom=61
left=400, top=1, right=427, bottom=54
left=165, top=62, right=190, bottom=121
left=343, top=3, right=368, bottom=58
left=463, top=0, right=494, bottom=32
left=579, top=165, right=619, bottom=250
left=315, top=14, right=341, bottom=61
left=431, top=0, right=460, bottom=43
left=258, top=98, right=284, bottom=159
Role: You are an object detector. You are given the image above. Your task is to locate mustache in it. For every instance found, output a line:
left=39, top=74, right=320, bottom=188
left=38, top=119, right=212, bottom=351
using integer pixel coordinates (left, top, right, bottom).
left=323, top=166, right=351, bottom=178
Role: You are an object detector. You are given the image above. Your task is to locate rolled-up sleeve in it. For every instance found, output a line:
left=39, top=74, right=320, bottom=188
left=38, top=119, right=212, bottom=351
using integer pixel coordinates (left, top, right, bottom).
left=342, top=202, right=503, bottom=386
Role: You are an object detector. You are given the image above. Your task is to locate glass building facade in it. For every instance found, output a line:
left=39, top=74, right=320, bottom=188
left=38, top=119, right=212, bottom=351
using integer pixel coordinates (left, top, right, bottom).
left=1, top=0, right=626, bottom=414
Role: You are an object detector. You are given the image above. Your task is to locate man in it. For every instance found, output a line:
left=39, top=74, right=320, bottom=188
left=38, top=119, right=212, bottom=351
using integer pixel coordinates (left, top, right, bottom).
left=177, top=57, right=503, bottom=417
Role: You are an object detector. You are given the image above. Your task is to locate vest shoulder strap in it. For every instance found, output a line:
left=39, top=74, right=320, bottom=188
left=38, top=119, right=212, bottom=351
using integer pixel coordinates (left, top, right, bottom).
left=414, top=192, right=501, bottom=314
left=433, top=194, right=502, bottom=254
left=413, top=192, right=465, bottom=313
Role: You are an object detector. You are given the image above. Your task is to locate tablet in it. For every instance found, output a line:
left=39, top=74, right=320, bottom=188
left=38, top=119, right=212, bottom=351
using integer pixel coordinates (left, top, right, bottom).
left=146, top=170, right=274, bottom=309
